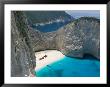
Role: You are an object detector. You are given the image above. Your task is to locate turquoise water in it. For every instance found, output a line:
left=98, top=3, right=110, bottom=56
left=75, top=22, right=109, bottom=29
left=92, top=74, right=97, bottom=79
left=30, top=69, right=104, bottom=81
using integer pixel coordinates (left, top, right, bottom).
left=35, top=55, right=100, bottom=77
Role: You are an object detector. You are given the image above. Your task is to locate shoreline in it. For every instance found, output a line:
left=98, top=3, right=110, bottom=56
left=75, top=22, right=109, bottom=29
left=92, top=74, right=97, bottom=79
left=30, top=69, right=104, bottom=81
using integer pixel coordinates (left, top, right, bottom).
left=35, top=50, right=65, bottom=71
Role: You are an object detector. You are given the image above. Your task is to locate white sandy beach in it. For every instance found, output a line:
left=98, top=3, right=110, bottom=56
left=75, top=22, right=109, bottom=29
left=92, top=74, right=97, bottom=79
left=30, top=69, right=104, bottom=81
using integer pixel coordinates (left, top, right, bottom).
left=35, top=50, right=65, bottom=71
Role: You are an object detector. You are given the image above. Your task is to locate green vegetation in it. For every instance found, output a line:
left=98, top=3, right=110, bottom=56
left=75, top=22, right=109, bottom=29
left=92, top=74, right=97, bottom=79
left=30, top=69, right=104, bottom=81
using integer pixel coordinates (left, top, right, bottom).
left=24, top=11, right=73, bottom=24
left=74, top=17, right=100, bottom=25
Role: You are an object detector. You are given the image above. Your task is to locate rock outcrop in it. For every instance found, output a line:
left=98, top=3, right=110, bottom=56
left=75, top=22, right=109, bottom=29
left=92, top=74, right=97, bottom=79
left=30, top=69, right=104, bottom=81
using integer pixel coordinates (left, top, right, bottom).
left=11, top=11, right=100, bottom=76
left=57, top=17, right=100, bottom=58
left=28, top=17, right=100, bottom=59
left=11, top=11, right=36, bottom=77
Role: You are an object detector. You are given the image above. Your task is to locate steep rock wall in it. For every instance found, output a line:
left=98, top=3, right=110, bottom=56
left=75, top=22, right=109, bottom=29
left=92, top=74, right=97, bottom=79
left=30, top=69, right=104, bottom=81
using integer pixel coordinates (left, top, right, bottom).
left=11, top=11, right=100, bottom=77
left=57, top=18, right=100, bottom=58
left=29, top=17, right=100, bottom=59
left=11, top=11, right=36, bottom=77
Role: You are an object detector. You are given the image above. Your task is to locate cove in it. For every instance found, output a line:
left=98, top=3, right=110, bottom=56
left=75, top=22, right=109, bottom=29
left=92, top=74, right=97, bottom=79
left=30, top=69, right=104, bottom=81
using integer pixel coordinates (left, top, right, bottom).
left=35, top=55, right=100, bottom=77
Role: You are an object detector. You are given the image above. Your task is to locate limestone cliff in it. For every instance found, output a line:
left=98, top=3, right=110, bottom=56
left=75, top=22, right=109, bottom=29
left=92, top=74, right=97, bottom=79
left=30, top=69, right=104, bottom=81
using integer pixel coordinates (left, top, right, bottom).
left=11, top=11, right=36, bottom=77
left=11, top=11, right=100, bottom=76
left=57, top=17, right=100, bottom=58
left=28, top=17, right=100, bottom=59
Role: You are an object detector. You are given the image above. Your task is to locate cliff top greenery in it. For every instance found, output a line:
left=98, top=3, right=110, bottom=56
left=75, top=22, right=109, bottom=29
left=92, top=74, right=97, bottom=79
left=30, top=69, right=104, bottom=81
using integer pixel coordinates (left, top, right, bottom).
left=24, top=11, right=73, bottom=24
left=74, top=17, right=100, bottom=24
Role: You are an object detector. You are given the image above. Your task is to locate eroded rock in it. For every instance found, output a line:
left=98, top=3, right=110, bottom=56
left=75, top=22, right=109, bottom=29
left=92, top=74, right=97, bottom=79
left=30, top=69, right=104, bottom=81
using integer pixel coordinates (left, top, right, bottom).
left=28, top=17, right=100, bottom=59
left=11, top=11, right=36, bottom=77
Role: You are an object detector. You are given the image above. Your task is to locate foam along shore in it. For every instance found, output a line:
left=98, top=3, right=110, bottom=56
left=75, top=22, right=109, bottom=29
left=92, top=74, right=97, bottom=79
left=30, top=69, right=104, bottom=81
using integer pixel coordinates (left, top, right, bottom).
left=35, top=50, right=65, bottom=71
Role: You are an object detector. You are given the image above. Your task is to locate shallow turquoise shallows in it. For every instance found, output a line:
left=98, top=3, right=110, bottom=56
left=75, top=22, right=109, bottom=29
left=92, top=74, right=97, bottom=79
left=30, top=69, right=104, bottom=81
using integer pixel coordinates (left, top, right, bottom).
left=35, top=55, right=100, bottom=77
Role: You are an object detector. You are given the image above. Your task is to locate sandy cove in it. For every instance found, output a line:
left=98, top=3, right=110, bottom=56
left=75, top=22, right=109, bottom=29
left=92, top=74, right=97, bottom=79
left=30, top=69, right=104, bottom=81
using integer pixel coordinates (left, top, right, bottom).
left=35, top=50, right=65, bottom=71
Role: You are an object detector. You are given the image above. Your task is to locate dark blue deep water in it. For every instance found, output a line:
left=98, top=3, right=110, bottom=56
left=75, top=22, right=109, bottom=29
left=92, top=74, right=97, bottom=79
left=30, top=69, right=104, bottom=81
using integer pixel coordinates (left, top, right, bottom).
left=31, top=21, right=70, bottom=32
left=35, top=55, right=100, bottom=77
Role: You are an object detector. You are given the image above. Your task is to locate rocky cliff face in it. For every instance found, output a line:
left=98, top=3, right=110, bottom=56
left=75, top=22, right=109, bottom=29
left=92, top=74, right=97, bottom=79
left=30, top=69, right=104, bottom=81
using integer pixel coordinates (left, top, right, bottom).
left=11, top=11, right=36, bottom=77
left=57, top=17, right=100, bottom=58
left=11, top=11, right=100, bottom=76
left=28, top=17, right=100, bottom=59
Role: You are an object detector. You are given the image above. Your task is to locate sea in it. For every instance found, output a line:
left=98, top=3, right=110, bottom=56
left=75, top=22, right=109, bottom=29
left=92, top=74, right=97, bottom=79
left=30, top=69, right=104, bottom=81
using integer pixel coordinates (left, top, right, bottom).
left=31, top=21, right=70, bottom=32
left=33, top=20, right=100, bottom=77
left=35, top=55, right=100, bottom=77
